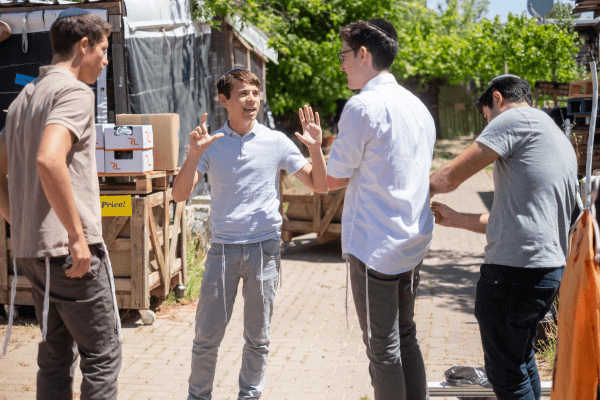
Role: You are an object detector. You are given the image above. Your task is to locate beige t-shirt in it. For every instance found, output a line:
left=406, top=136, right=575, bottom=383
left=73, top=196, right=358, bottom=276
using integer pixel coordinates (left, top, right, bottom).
left=0, top=65, right=103, bottom=258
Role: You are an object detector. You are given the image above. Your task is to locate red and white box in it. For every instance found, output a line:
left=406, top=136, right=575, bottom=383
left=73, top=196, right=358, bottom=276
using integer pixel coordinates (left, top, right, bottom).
left=95, top=123, right=114, bottom=149
left=104, top=149, right=153, bottom=174
left=96, top=149, right=105, bottom=175
left=105, top=125, right=153, bottom=151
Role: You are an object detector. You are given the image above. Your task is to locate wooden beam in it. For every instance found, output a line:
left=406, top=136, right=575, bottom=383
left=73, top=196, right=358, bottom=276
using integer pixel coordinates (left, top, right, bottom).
left=313, top=192, right=321, bottom=232
left=130, top=196, right=149, bottom=310
left=163, top=192, right=171, bottom=295
left=319, top=189, right=345, bottom=236
left=282, top=220, right=342, bottom=234
left=180, top=203, right=188, bottom=285
left=0, top=1, right=122, bottom=15
left=103, top=216, right=129, bottom=249
left=146, top=202, right=168, bottom=297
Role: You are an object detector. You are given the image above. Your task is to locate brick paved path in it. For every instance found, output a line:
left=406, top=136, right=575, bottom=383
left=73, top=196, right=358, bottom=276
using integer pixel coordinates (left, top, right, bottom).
left=0, top=170, right=493, bottom=400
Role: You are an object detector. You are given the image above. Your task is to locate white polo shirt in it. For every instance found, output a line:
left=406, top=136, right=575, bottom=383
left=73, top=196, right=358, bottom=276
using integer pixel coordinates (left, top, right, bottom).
left=328, top=73, right=436, bottom=274
left=197, top=121, right=308, bottom=244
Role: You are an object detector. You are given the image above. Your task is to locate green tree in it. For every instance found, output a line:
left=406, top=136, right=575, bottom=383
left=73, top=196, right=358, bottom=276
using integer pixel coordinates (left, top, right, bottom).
left=192, top=1, right=583, bottom=118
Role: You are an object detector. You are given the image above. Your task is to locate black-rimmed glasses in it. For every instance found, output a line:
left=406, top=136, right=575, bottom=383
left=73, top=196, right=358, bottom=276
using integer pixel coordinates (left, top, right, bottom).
left=337, top=48, right=357, bottom=63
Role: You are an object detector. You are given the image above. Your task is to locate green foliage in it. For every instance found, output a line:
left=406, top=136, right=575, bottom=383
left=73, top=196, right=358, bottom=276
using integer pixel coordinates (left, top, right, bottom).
left=192, top=0, right=584, bottom=118
left=184, top=231, right=206, bottom=300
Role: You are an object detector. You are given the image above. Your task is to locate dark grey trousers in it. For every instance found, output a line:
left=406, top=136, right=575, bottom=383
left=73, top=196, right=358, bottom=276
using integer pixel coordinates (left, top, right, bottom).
left=17, top=243, right=122, bottom=400
left=349, top=254, right=429, bottom=400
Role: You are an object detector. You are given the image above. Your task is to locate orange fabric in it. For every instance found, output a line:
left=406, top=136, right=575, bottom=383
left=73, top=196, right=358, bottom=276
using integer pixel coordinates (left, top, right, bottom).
left=551, top=210, right=600, bottom=400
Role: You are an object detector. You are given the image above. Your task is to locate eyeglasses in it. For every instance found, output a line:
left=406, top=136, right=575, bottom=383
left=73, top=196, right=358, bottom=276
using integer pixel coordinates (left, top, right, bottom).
left=337, top=48, right=357, bottom=64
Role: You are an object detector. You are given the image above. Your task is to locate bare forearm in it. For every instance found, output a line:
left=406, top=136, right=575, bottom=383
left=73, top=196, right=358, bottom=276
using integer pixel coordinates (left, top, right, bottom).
left=172, top=151, right=202, bottom=202
left=37, top=160, right=84, bottom=239
left=449, top=212, right=489, bottom=234
left=429, top=164, right=461, bottom=196
left=307, top=146, right=328, bottom=193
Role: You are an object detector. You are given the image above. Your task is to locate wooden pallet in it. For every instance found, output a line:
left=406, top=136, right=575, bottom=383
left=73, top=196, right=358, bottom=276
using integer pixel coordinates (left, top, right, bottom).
left=0, top=189, right=187, bottom=314
left=99, top=168, right=180, bottom=194
left=569, top=79, right=594, bottom=99
left=279, top=169, right=344, bottom=244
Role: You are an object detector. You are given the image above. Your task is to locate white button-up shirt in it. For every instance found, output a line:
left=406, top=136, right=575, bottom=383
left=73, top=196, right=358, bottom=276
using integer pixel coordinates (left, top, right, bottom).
left=328, top=73, right=436, bottom=274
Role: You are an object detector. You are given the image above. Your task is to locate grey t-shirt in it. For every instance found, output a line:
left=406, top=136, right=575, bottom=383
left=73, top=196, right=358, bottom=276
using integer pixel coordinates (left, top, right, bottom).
left=476, top=106, right=577, bottom=268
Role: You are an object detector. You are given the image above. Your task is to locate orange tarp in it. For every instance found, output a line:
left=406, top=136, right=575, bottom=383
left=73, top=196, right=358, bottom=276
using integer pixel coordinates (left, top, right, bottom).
left=551, top=210, right=600, bottom=399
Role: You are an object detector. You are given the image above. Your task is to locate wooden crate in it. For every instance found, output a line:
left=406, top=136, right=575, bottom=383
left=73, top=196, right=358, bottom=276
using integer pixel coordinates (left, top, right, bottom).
left=279, top=171, right=344, bottom=244
left=99, top=168, right=180, bottom=195
left=0, top=188, right=187, bottom=314
left=570, top=128, right=600, bottom=176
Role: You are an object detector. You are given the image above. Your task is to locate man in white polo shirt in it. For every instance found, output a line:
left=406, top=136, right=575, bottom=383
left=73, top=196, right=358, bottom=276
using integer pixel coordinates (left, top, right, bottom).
left=172, top=68, right=327, bottom=400
left=327, top=19, right=436, bottom=400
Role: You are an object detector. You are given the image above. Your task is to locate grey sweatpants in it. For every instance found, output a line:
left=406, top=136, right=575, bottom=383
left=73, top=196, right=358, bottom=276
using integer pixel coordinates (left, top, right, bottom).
left=188, top=239, right=280, bottom=400
left=349, top=254, right=429, bottom=400
left=17, top=243, right=122, bottom=400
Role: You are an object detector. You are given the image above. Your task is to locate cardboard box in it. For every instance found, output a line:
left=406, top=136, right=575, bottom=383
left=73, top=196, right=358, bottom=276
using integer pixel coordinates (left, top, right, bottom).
left=95, top=123, right=114, bottom=149
left=105, top=125, right=153, bottom=151
left=96, top=149, right=105, bottom=175
left=116, top=114, right=179, bottom=170
left=105, top=149, right=153, bottom=174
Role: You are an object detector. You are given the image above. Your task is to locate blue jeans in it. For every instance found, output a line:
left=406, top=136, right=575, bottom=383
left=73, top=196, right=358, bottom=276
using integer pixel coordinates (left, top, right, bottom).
left=474, top=264, right=563, bottom=400
left=188, top=240, right=280, bottom=400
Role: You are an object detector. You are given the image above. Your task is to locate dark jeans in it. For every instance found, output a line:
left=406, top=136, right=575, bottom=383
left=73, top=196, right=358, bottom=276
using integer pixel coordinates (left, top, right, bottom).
left=349, top=254, right=429, bottom=400
left=17, top=244, right=122, bottom=400
left=474, top=264, right=563, bottom=400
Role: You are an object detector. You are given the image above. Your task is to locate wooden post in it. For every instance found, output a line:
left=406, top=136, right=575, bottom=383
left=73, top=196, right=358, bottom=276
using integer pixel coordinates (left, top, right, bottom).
left=312, top=192, right=321, bottom=233
left=180, top=202, right=188, bottom=285
left=130, top=196, right=150, bottom=310
left=111, top=30, right=129, bottom=115
left=163, top=191, right=171, bottom=293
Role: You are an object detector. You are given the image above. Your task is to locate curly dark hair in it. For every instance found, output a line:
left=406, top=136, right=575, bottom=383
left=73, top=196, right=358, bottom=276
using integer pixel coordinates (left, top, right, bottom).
left=476, top=75, right=533, bottom=114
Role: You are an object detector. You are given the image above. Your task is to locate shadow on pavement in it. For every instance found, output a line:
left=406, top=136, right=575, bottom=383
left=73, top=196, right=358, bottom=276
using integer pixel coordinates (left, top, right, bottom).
left=421, top=248, right=484, bottom=316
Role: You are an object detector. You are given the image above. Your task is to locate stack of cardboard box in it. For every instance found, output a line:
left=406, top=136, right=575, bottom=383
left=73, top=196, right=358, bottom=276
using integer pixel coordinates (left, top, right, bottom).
left=104, top=124, right=154, bottom=174
left=94, top=114, right=180, bottom=175
left=95, top=123, right=114, bottom=175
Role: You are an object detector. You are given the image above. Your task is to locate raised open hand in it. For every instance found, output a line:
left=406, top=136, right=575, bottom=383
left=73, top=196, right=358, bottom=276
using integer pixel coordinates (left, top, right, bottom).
left=189, top=113, right=223, bottom=157
left=295, top=105, right=322, bottom=150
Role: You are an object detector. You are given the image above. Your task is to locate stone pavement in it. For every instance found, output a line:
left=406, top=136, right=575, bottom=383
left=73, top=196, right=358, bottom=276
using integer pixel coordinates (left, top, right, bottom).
left=0, top=170, right=493, bottom=400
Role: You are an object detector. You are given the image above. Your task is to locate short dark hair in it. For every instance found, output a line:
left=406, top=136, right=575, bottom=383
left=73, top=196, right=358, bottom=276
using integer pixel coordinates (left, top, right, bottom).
left=339, top=19, right=399, bottom=71
left=476, top=75, right=533, bottom=114
left=217, top=69, right=261, bottom=99
left=50, top=13, right=111, bottom=60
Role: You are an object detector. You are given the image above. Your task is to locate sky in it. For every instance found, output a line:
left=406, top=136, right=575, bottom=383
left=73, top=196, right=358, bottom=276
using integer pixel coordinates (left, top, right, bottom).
left=427, top=0, right=588, bottom=23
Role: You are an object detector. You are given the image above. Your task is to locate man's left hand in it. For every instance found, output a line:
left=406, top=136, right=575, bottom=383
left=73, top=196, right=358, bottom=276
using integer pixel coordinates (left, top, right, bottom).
left=295, top=105, right=322, bottom=151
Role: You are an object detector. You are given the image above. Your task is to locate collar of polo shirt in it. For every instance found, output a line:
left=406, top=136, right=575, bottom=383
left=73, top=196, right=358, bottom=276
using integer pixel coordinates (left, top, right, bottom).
left=224, top=120, right=261, bottom=138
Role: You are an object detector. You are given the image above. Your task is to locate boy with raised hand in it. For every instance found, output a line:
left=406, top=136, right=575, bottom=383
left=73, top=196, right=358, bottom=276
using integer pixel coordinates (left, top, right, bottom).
left=0, top=8, right=121, bottom=399
left=172, top=68, right=327, bottom=400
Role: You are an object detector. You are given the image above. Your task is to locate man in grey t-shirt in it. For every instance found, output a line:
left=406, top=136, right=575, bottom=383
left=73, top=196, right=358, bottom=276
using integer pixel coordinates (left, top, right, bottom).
left=429, top=75, right=577, bottom=400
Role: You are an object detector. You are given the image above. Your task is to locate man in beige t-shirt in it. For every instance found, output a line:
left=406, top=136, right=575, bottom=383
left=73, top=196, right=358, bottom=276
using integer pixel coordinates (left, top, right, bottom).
left=0, top=9, right=121, bottom=399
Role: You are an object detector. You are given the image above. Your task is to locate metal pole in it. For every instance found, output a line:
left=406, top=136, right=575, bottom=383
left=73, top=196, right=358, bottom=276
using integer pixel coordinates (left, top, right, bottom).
left=586, top=58, right=598, bottom=209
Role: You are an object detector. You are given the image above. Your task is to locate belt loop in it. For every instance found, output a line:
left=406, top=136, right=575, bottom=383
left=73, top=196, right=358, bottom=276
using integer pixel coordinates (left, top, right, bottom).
left=2, top=259, right=19, bottom=356
left=41, top=257, right=50, bottom=342
left=221, top=244, right=228, bottom=323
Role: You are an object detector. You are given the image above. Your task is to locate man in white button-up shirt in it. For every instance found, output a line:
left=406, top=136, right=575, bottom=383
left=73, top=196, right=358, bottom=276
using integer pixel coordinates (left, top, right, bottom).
left=327, top=18, right=436, bottom=400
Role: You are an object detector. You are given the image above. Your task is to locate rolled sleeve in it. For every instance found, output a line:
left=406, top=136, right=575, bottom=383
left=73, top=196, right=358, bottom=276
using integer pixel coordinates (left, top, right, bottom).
left=328, top=98, right=372, bottom=179
left=279, top=133, right=308, bottom=174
